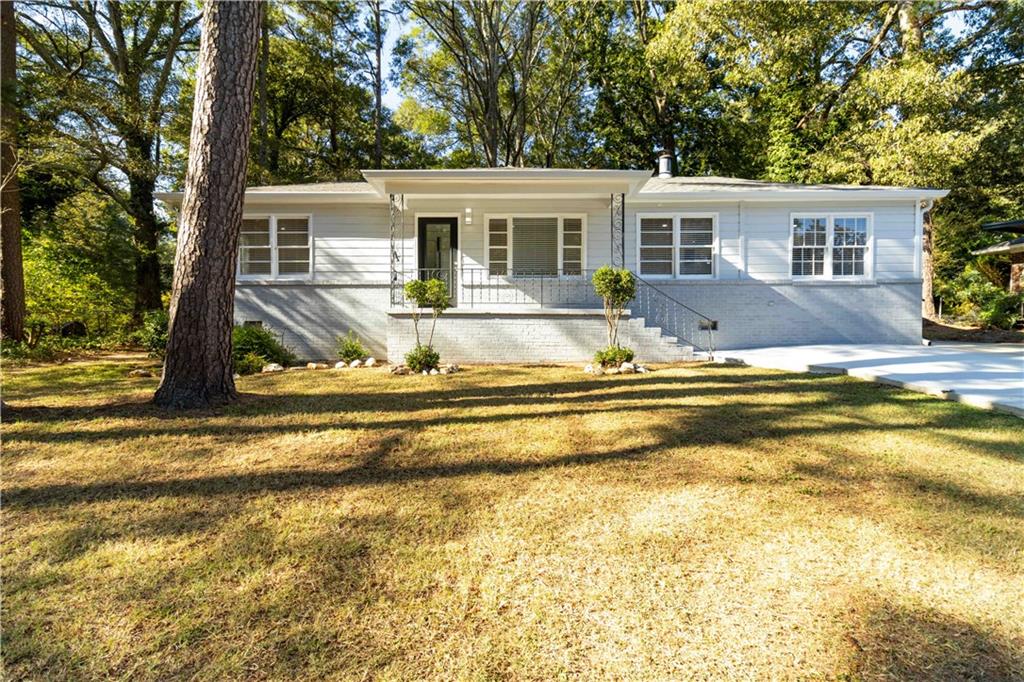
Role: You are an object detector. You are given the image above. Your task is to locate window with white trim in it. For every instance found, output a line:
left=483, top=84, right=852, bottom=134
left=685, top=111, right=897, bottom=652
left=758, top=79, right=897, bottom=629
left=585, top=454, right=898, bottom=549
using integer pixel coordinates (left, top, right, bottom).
left=791, top=214, right=870, bottom=279
left=485, top=215, right=586, bottom=277
left=638, top=213, right=717, bottom=278
left=487, top=218, right=509, bottom=276
left=239, top=215, right=311, bottom=278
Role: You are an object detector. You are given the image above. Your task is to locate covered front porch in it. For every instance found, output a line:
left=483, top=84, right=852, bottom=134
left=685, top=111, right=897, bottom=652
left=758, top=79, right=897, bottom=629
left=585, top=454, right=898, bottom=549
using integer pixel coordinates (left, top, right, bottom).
left=364, top=168, right=646, bottom=310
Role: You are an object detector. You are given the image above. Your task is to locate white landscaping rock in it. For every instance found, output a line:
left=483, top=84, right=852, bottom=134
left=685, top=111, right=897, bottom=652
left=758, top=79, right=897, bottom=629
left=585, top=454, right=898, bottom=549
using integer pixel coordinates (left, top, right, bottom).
left=620, top=361, right=636, bottom=374
left=605, top=367, right=620, bottom=375
left=262, top=363, right=285, bottom=373
left=307, top=362, right=329, bottom=370
left=584, top=364, right=594, bottom=374
left=364, top=357, right=377, bottom=367
left=349, top=359, right=363, bottom=368
left=334, top=361, right=348, bottom=369
left=429, top=368, right=440, bottom=375
left=636, top=365, right=649, bottom=373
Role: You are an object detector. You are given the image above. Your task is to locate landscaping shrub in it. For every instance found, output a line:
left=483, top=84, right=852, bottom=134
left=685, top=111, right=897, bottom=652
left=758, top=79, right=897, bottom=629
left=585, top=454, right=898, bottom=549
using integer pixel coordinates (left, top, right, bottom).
left=594, top=345, right=635, bottom=368
left=402, top=278, right=450, bottom=370
left=234, top=351, right=266, bottom=376
left=938, top=265, right=1024, bottom=329
left=592, top=266, right=636, bottom=347
left=405, top=344, right=441, bottom=373
left=138, top=309, right=169, bottom=357
left=336, top=331, right=369, bottom=363
left=231, top=325, right=296, bottom=368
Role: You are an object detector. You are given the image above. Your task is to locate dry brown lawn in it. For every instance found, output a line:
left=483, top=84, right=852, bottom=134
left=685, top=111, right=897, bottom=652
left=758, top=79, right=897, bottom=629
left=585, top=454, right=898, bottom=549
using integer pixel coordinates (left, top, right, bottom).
left=2, top=357, right=1023, bottom=680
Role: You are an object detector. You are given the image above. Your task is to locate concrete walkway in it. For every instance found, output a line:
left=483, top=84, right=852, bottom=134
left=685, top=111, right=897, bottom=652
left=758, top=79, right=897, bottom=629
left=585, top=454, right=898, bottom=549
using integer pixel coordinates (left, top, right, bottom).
left=719, top=342, right=1024, bottom=418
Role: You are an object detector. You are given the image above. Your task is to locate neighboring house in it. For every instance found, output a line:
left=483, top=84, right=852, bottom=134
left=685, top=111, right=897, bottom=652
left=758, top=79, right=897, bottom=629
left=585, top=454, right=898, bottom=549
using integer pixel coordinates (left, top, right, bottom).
left=155, top=158, right=948, bottom=363
left=972, top=219, right=1024, bottom=294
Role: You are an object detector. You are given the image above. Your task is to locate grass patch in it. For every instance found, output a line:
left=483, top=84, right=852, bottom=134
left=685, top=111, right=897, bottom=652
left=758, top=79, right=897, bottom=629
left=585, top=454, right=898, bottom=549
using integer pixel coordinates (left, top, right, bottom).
left=3, top=358, right=1023, bottom=679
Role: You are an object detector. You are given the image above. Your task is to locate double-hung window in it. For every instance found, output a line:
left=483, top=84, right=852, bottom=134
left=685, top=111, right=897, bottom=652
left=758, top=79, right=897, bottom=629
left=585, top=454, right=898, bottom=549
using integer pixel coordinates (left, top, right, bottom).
left=791, top=214, right=871, bottom=280
left=485, top=215, right=586, bottom=277
left=239, top=215, right=312, bottom=279
left=638, top=213, right=717, bottom=278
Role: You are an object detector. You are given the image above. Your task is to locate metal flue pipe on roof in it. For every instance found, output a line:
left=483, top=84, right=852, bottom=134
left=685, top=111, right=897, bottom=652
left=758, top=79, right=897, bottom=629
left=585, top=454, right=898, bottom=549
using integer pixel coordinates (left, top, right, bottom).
left=657, top=151, right=673, bottom=179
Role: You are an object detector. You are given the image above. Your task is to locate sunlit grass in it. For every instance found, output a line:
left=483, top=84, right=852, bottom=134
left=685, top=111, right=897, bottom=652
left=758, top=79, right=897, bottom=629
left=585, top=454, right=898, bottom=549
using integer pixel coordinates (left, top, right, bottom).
left=3, top=358, right=1022, bottom=679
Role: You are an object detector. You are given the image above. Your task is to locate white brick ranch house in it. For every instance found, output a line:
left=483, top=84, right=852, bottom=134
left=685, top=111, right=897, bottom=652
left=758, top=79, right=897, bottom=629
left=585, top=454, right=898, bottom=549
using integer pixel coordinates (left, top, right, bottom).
left=156, top=162, right=948, bottom=363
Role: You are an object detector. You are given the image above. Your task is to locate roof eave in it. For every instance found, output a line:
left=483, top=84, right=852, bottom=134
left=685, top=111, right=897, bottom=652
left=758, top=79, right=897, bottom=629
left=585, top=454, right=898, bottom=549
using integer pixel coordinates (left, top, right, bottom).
left=633, top=188, right=950, bottom=202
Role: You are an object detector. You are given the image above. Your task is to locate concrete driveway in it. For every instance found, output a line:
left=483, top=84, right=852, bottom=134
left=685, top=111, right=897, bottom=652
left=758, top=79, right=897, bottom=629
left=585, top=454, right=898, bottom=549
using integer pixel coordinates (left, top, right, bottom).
left=719, top=342, right=1024, bottom=418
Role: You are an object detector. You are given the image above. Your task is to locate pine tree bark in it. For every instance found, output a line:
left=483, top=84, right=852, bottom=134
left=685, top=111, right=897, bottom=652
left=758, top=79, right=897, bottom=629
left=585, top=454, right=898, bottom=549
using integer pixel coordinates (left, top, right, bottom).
left=154, top=1, right=261, bottom=409
left=921, top=207, right=938, bottom=319
left=1, top=0, right=26, bottom=342
left=372, top=0, right=383, bottom=170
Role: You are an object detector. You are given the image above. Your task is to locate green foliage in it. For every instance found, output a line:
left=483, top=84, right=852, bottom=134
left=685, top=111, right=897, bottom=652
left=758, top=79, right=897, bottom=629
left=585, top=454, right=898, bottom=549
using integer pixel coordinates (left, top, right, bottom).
left=594, top=346, right=635, bottom=368
left=403, top=278, right=450, bottom=353
left=138, top=310, right=170, bottom=358
left=592, top=266, right=636, bottom=349
left=403, top=278, right=451, bottom=311
left=22, top=238, right=134, bottom=341
left=405, top=344, right=441, bottom=373
left=234, top=352, right=267, bottom=376
left=336, top=331, right=369, bottom=363
left=592, top=266, right=636, bottom=307
left=937, top=266, right=1024, bottom=330
left=231, top=325, right=297, bottom=368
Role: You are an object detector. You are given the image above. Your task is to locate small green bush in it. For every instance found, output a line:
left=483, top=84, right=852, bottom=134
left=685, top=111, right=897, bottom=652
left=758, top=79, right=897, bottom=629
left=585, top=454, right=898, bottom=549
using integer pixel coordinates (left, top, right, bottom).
left=592, top=266, right=636, bottom=347
left=336, top=331, right=369, bottom=363
left=138, top=309, right=169, bottom=357
left=234, top=351, right=266, bottom=376
left=231, top=325, right=296, bottom=368
left=594, top=345, right=635, bottom=368
left=405, top=344, right=440, bottom=373
left=939, top=265, right=1024, bottom=329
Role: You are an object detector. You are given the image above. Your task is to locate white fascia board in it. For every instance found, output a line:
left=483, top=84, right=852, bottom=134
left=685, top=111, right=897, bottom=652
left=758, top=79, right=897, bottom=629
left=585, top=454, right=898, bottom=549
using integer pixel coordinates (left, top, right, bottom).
left=362, top=169, right=651, bottom=196
left=632, top=189, right=950, bottom=202
left=153, top=191, right=386, bottom=207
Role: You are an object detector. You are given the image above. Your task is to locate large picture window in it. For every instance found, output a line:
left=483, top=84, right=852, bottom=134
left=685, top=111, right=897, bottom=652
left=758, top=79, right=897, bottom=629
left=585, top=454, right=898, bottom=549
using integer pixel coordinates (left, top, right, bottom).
left=791, top=214, right=871, bottom=280
left=239, top=215, right=311, bottom=279
left=485, top=215, right=586, bottom=277
left=637, top=213, right=717, bottom=278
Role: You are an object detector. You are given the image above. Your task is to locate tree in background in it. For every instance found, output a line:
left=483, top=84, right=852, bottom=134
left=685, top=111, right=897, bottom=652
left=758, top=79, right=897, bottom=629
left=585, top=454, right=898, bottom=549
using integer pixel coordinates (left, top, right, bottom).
left=403, top=0, right=583, bottom=167
left=651, top=0, right=1023, bottom=320
left=2, top=0, right=26, bottom=341
left=18, top=0, right=199, bottom=316
left=155, top=0, right=261, bottom=409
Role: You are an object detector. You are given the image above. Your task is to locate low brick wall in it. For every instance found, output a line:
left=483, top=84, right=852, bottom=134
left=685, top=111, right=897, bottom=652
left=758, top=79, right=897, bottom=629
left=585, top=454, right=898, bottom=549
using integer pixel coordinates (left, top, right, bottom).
left=386, top=309, right=690, bottom=364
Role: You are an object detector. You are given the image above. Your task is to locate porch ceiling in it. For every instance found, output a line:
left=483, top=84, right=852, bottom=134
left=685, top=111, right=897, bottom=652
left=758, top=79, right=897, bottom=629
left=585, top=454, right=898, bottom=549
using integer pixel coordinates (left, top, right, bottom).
left=362, top=168, right=651, bottom=198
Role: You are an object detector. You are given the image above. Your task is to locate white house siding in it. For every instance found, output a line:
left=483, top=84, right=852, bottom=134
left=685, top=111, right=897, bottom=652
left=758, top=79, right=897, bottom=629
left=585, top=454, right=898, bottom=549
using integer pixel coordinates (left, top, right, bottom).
left=233, top=196, right=923, bottom=361
left=625, top=199, right=922, bottom=349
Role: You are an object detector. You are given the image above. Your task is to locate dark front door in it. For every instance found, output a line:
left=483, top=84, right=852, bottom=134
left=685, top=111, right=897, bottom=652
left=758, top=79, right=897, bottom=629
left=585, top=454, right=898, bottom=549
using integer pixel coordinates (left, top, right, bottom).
left=418, top=217, right=458, bottom=302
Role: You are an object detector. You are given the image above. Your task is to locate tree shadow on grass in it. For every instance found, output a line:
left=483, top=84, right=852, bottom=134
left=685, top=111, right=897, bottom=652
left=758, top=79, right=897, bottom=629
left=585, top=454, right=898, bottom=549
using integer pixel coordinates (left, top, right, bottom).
left=844, top=596, right=1024, bottom=680
left=9, top=370, right=1018, bottom=460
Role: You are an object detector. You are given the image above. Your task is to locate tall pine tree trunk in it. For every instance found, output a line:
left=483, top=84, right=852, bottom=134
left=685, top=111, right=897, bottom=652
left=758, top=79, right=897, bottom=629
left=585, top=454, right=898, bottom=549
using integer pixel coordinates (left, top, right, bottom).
left=372, top=0, right=383, bottom=170
left=154, top=0, right=261, bottom=409
left=921, top=206, right=938, bottom=319
left=1, top=0, right=25, bottom=342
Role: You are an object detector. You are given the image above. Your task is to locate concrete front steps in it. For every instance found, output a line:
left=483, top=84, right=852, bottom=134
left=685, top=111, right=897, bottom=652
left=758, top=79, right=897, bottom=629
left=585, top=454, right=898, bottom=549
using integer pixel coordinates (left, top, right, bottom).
left=621, top=315, right=694, bottom=363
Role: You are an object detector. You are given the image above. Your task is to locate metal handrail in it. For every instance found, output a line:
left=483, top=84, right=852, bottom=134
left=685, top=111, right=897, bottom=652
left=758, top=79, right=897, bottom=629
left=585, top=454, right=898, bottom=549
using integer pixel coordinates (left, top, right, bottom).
left=391, top=266, right=717, bottom=354
left=631, top=276, right=716, bottom=354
